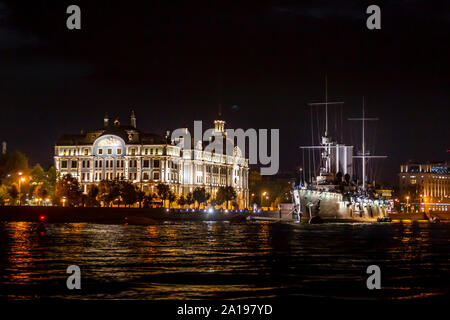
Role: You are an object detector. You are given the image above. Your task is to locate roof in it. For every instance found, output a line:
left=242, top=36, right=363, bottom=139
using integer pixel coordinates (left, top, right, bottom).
left=56, top=124, right=168, bottom=146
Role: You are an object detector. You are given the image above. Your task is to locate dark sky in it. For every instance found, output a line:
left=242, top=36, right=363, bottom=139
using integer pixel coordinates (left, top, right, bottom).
left=0, top=0, right=448, bottom=185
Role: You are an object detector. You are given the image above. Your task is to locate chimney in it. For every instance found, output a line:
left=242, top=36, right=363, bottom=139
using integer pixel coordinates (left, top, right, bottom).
left=131, top=110, right=136, bottom=128
left=1, top=141, right=6, bottom=155
left=104, top=113, right=109, bottom=127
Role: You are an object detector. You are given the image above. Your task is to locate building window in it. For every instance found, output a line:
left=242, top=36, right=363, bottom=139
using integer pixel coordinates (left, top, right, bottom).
left=131, top=148, right=136, bottom=156
left=61, top=160, right=68, bottom=169
left=143, top=160, right=150, bottom=168
left=117, top=148, right=122, bottom=155
left=98, top=148, right=103, bottom=155
left=154, top=160, right=160, bottom=168
left=143, top=172, right=149, bottom=180
left=84, top=149, right=89, bottom=156
left=153, top=172, right=160, bottom=180
left=71, top=161, right=77, bottom=169
left=107, top=148, right=112, bottom=155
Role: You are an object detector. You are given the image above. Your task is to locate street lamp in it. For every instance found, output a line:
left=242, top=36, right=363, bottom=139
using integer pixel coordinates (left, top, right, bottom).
left=262, top=191, right=268, bottom=208
left=18, top=174, right=25, bottom=205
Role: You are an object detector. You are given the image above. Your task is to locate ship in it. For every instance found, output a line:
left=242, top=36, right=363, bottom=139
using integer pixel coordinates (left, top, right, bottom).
left=292, top=79, right=393, bottom=223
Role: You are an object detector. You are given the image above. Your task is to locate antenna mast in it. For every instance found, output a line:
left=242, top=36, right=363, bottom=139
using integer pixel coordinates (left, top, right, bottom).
left=349, top=96, right=387, bottom=191
left=301, top=76, right=345, bottom=186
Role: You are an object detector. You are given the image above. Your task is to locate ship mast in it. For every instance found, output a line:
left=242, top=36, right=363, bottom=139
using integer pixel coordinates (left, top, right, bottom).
left=349, top=97, right=387, bottom=191
left=307, top=76, right=344, bottom=175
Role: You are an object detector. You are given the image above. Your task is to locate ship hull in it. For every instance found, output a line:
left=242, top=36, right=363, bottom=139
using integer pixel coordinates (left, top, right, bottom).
left=293, top=189, right=389, bottom=223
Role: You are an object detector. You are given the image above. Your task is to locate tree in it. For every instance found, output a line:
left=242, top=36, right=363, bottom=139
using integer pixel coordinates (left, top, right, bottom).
left=167, top=190, right=177, bottom=209
left=0, top=150, right=29, bottom=180
left=136, top=189, right=146, bottom=208
left=0, top=185, right=9, bottom=205
left=7, top=184, right=19, bottom=205
left=33, top=184, right=48, bottom=203
left=156, top=183, right=171, bottom=207
left=143, top=193, right=155, bottom=208
left=86, top=184, right=99, bottom=207
left=186, top=192, right=195, bottom=207
left=192, top=187, right=210, bottom=209
left=120, top=181, right=137, bottom=207
left=55, top=174, right=82, bottom=206
left=335, top=172, right=343, bottom=184
left=215, top=186, right=237, bottom=209
left=344, top=173, right=351, bottom=185
left=177, top=195, right=187, bottom=207
left=45, top=166, right=58, bottom=196
left=30, top=164, right=46, bottom=182
left=98, top=180, right=120, bottom=207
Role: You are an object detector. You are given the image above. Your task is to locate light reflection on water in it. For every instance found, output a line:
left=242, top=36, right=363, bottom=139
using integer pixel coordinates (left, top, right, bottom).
left=0, top=220, right=449, bottom=300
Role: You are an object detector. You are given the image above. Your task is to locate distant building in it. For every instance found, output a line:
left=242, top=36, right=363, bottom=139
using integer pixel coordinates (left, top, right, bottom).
left=399, top=161, right=449, bottom=213
left=54, top=112, right=249, bottom=208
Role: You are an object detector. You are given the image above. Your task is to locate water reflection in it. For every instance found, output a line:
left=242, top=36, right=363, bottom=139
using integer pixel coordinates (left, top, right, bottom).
left=0, top=220, right=449, bottom=300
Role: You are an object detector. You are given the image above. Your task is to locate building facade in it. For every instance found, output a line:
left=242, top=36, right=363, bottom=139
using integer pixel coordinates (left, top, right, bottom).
left=399, top=161, right=449, bottom=213
left=54, top=112, right=249, bottom=208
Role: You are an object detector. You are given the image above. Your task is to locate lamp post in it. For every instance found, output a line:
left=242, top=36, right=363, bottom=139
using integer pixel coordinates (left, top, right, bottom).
left=406, top=196, right=410, bottom=213
left=262, top=191, right=267, bottom=208
left=18, top=172, right=25, bottom=205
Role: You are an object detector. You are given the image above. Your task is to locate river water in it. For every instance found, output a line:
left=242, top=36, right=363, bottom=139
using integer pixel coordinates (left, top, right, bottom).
left=0, top=220, right=449, bottom=301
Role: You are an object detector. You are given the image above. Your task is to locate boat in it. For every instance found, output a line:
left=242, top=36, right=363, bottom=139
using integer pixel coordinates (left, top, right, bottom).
left=292, top=78, right=393, bottom=223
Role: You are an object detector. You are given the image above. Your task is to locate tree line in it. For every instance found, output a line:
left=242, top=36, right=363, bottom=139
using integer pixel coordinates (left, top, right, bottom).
left=0, top=150, right=238, bottom=209
left=54, top=174, right=238, bottom=209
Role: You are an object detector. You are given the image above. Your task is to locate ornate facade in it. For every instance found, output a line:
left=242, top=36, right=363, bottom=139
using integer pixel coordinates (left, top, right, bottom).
left=54, top=112, right=249, bottom=208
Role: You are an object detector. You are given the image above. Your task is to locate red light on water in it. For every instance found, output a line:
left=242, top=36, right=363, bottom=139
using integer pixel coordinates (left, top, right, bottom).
left=39, top=215, right=46, bottom=222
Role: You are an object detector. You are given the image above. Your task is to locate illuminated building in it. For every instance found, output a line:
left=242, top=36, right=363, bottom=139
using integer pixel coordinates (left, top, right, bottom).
left=54, top=111, right=249, bottom=208
left=399, top=161, right=449, bottom=213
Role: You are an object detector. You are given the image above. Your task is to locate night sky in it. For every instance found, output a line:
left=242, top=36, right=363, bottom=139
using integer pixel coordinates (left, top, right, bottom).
left=0, top=0, right=448, bottom=186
